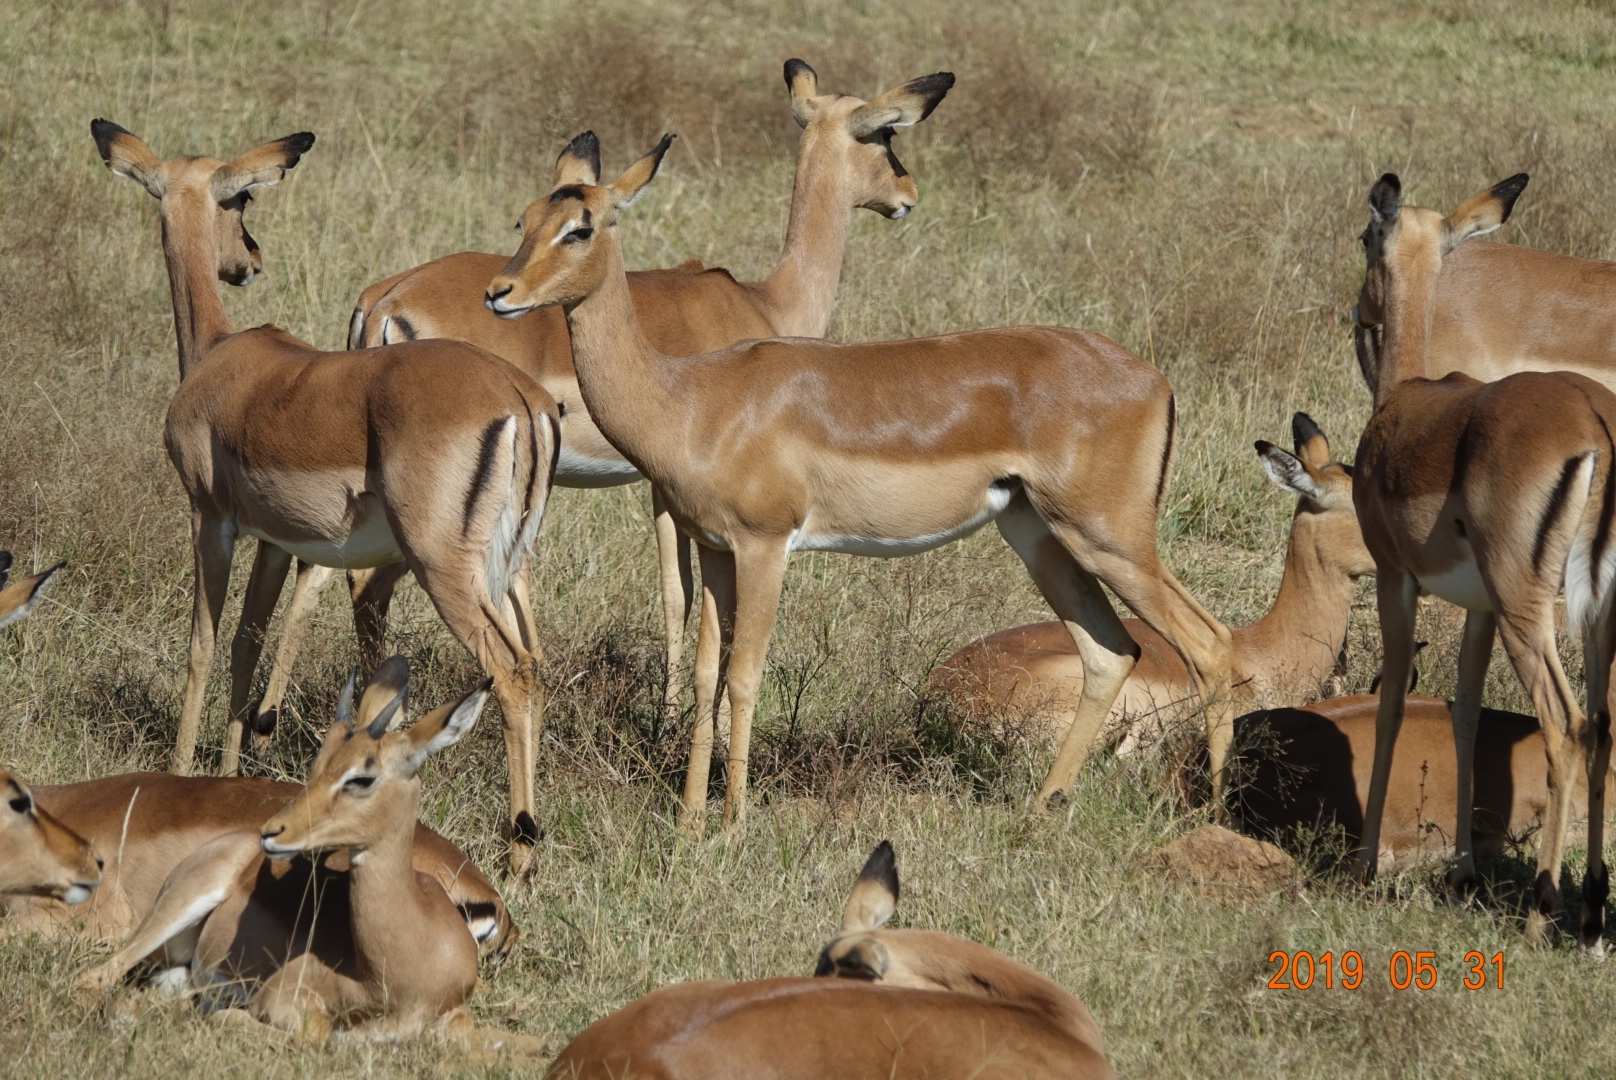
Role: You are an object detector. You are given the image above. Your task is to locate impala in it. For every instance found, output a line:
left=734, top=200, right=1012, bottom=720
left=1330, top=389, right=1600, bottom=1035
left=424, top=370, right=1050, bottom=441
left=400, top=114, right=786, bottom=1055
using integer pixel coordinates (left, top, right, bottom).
left=91, top=121, right=559, bottom=873
left=252, top=60, right=953, bottom=734
left=931, top=413, right=1373, bottom=749
left=549, top=840, right=1113, bottom=1079
left=0, top=555, right=100, bottom=905
left=79, top=659, right=492, bottom=1044
left=1352, top=171, right=1616, bottom=948
left=1230, top=696, right=1613, bottom=869
left=484, top=134, right=1232, bottom=828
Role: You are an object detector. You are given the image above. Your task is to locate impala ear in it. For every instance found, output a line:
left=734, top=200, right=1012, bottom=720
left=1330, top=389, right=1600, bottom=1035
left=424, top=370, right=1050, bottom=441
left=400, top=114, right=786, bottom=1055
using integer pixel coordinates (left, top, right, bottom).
left=1442, top=173, right=1529, bottom=254
left=785, top=58, right=820, bottom=127
left=607, top=134, right=676, bottom=211
left=841, top=840, right=899, bottom=932
left=398, top=679, right=491, bottom=776
left=91, top=119, right=166, bottom=199
left=554, top=130, right=601, bottom=187
left=1290, top=412, right=1331, bottom=468
left=0, top=559, right=63, bottom=631
left=211, top=132, right=315, bottom=203
left=1367, top=173, right=1401, bottom=227
left=359, top=655, right=411, bottom=735
left=1256, top=440, right=1325, bottom=502
left=845, top=72, right=955, bottom=139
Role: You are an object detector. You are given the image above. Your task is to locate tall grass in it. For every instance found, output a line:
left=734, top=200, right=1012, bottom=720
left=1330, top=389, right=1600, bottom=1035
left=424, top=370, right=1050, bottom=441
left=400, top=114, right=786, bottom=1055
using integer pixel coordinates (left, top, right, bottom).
left=5, top=0, right=1616, bottom=1076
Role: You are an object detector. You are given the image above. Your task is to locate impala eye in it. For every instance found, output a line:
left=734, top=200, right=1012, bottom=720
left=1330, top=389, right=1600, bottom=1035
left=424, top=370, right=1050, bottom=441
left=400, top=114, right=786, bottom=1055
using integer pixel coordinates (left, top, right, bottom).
left=344, top=775, right=376, bottom=792
left=564, top=227, right=593, bottom=244
left=8, top=796, right=29, bottom=814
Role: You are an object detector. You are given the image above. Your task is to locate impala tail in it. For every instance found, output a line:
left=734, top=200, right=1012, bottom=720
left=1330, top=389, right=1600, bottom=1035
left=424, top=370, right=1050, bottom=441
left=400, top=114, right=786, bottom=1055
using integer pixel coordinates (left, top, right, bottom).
left=476, top=397, right=560, bottom=607
left=1565, top=448, right=1616, bottom=640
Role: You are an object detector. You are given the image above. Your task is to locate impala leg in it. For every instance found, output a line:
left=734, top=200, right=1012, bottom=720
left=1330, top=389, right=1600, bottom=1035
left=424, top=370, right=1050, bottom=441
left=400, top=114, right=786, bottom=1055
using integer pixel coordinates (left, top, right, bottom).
left=1357, top=569, right=1419, bottom=882
left=995, top=499, right=1138, bottom=805
left=1493, top=608, right=1584, bottom=946
left=1449, top=609, right=1496, bottom=891
left=1581, top=612, right=1615, bottom=954
left=681, top=546, right=736, bottom=833
left=250, top=560, right=333, bottom=750
left=720, top=541, right=789, bottom=831
left=652, top=486, right=695, bottom=724
left=173, top=513, right=235, bottom=776
left=222, top=542, right=294, bottom=776
left=507, top=567, right=542, bottom=658
left=348, top=562, right=410, bottom=677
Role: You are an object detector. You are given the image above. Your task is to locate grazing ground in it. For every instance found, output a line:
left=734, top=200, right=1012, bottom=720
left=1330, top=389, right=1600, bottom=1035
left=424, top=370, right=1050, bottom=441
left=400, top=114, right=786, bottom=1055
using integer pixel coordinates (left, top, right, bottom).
left=4, top=0, right=1616, bottom=1076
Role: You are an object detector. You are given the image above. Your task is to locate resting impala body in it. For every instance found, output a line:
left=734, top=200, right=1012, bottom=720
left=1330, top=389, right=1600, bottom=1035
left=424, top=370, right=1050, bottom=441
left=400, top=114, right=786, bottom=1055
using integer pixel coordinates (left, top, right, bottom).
left=1230, top=696, right=1612, bottom=868
left=549, top=841, right=1112, bottom=1080
left=0, top=556, right=100, bottom=905
left=1352, top=171, right=1616, bottom=948
left=92, top=121, right=559, bottom=873
left=932, top=414, right=1373, bottom=748
left=251, top=60, right=953, bottom=731
left=1355, top=234, right=1616, bottom=396
left=483, top=134, right=1233, bottom=830
left=80, top=659, right=491, bottom=1045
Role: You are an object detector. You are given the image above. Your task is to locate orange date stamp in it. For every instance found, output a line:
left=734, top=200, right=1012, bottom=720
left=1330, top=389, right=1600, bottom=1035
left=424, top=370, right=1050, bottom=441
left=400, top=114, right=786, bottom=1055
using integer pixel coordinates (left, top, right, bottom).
left=1266, top=950, right=1505, bottom=990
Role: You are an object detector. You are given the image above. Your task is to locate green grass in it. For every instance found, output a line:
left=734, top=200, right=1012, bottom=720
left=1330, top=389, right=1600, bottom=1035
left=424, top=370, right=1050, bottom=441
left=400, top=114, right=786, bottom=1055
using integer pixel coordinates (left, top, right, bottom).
left=6, top=0, right=1616, bottom=1076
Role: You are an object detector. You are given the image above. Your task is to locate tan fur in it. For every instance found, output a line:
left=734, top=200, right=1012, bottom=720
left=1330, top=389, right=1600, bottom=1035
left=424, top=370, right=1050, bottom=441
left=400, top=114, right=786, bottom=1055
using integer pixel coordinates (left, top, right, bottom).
left=483, top=134, right=1233, bottom=829
left=1230, top=696, right=1614, bottom=869
left=1351, top=171, right=1616, bottom=948
left=932, top=416, right=1373, bottom=747
left=548, top=842, right=1113, bottom=1079
left=91, top=121, right=560, bottom=874
left=251, top=63, right=954, bottom=733
left=79, top=663, right=490, bottom=1045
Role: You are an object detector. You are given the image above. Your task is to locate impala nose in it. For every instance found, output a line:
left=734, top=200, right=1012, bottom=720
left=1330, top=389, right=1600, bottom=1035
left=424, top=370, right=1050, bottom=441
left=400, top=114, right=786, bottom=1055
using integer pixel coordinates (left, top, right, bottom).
left=485, top=285, right=513, bottom=311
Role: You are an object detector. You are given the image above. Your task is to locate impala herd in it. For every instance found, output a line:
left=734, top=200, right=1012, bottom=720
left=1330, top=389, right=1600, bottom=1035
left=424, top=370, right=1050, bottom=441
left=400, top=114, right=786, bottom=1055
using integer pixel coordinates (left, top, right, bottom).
left=2, top=53, right=1614, bottom=1072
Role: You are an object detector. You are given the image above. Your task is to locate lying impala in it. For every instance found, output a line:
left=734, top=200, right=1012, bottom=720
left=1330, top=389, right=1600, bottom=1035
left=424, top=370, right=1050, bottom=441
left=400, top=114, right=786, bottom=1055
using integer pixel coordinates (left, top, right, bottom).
left=1229, top=696, right=1613, bottom=869
left=549, top=840, right=1113, bottom=1079
left=80, top=659, right=492, bottom=1045
left=92, top=121, right=559, bottom=873
left=0, top=556, right=100, bottom=905
left=485, top=134, right=1232, bottom=829
left=931, top=413, right=1373, bottom=749
left=252, top=60, right=953, bottom=732
left=1352, top=171, right=1616, bottom=948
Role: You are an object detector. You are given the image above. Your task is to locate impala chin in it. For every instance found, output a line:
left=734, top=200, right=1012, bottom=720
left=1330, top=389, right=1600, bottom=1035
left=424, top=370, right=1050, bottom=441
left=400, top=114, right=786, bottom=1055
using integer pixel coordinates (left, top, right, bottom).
left=62, top=884, right=94, bottom=906
left=888, top=205, right=911, bottom=219
left=259, top=837, right=300, bottom=860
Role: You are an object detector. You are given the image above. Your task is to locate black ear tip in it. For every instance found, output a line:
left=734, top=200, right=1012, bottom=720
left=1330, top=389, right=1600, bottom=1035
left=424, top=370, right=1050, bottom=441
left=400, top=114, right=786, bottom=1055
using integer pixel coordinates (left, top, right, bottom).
left=1254, top=439, right=1274, bottom=454
left=1494, top=173, right=1530, bottom=218
left=1291, top=411, right=1324, bottom=445
left=1378, top=172, right=1401, bottom=191
left=784, top=58, right=816, bottom=85
left=857, top=840, right=899, bottom=897
left=284, top=132, right=316, bottom=157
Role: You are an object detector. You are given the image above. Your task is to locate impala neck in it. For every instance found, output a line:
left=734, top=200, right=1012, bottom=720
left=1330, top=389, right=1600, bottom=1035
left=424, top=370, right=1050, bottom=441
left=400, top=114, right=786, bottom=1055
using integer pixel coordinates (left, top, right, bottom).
left=564, top=235, right=683, bottom=475
left=1233, top=512, right=1356, bottom=695
left=344, top=793, right=424, bottom=984
left=1373, top=253, right=1441, bottom=407
left=756, top=131, right=853, bottom=338
left=159, top=210, right=234, bottom=379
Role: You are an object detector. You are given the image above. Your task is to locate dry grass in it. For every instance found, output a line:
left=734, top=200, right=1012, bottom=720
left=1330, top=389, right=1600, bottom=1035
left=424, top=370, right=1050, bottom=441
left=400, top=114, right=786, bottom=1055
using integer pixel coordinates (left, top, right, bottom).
left=5, top=0, right=1616, bottom=1076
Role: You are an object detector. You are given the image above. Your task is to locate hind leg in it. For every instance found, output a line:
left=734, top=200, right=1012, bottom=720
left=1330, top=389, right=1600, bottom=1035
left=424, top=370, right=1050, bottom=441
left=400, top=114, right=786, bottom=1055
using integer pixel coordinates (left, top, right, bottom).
left=349, top=562, right=410, bottom=677
left=996, top=497, right=1139, bottom=804
left=252, top=561, right=335, bottom=751
left=174, top=512, right=237, bottom=776
left=223, top=542, right=293, bottom=776
left=652, top=486, right=695, bottom=727
left=1580, top=609, right=1615, bottom=953
left=681, top=546, right=736, bottom=833
left=1449, top=609, right=1496, bottom=891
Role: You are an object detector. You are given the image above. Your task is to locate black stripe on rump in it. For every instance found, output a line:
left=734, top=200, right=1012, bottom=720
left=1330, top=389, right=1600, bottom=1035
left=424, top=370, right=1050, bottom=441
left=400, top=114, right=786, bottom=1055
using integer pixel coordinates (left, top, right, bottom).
left=1153, top=394, right=1177, bottom=512
left=1532, top=454, right=1590, bottom=576
left=462, top=417, right=510, bottom=538
left=391, top=314, right=418, bottom=341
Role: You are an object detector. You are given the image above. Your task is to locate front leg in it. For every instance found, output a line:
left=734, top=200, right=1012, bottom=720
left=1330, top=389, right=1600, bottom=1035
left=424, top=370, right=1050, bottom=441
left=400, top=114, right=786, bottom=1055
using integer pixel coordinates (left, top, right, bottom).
left=173, top=511, right=236, bottom=776
left=1448, top=609, right=1496, bottom=890
left=681, top=546, right=736, bottom=834
left=223, top=541, right=294, bottom=775
left=1357, top=569, right=1419, bottom=882
left=252, top=560, right=335, bottom=748
left=652, top=486, right=695, bottom=726
left=721, top=540, right=790, bottom=830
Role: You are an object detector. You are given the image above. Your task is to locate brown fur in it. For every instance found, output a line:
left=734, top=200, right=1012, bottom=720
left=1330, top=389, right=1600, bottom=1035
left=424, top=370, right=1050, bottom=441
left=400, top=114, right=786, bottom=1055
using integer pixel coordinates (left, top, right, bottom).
left=549, top=842, right=1113, bottom=1079
left=91, top=120, right=560, bottom=874
left=78, top=663, right=492, bottom=1045
left=484, top=134, right=1233, bottom=830
left=1351, top=171, right=1616, bottom=947
left=931, top=415, right=1373, bottom=747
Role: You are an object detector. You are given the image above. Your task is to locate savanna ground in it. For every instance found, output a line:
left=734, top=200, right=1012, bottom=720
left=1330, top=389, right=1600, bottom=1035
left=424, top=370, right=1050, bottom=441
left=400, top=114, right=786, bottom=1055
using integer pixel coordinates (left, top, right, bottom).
left=4, top=0, right=1616, bottom=1076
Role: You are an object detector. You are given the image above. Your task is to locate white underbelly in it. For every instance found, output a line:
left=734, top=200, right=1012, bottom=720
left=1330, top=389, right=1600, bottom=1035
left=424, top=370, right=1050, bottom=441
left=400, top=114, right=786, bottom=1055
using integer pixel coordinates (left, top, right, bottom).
left=1417, top=540, right=1492, bottom=611
left=554, top=445, right=642, bottom=488
left=787, top=481, right=1016, bottom=557
left=239, top=499, right=402, bottom=570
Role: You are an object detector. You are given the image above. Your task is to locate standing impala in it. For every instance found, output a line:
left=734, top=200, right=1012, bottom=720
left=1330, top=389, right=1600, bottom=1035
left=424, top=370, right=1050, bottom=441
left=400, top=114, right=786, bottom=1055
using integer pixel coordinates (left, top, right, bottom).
left=91, top=121, right=559, bottom=874
left=80, top=660, right=493, bottom=1045
left=251, top=60, right=953, bottom=734
left=484, top=135, right=1232, bottom=830
left=1351, top=171, right=1616, bottom=948
left=931, top=413, right=1374, bottom=748
left=550, top=841, right=1113, bottom=1079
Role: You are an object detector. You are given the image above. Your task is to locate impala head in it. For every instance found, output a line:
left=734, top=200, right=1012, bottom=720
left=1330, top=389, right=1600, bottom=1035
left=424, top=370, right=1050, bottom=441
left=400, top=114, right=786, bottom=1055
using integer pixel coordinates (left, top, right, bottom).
left=0, top=772, right=101, bottom=903
left=0, top=553, right=62, bottom=631
left=90, top=119, right=315, bottom=286
left=784, top=59, right=954, bottom=220
left=486, top=132, right=677, bottom=318
left=259, top=657, right=490, bottom=859
left=1255, top=413, right=1374, bottom=580
left=1353, top=171, right=1529, bottom=392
